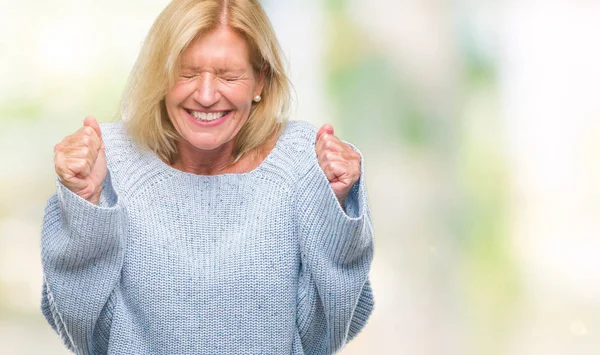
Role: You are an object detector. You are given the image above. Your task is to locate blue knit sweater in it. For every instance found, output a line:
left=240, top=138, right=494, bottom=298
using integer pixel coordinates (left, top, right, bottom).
left=40, top=120, right=374, bottom=355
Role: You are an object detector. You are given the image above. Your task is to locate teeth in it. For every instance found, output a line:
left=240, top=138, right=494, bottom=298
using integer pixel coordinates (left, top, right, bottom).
left=189, top=111, right=227, bottom=121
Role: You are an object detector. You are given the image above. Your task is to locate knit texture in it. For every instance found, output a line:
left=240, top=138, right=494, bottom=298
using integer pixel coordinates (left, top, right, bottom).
left=41, top=120, right=374, bottom=355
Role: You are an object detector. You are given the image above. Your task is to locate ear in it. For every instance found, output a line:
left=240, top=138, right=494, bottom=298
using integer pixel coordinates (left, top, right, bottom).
left=254, top=69, right=266, bottom=98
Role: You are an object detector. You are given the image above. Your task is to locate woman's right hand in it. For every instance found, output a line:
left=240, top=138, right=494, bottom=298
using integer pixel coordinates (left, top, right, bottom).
left=54, top=116, right=107, bottom=205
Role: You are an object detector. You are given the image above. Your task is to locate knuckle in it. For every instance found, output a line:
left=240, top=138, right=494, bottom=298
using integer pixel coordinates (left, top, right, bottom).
left=83, top=126, right=94, bottom=135
left=315, top=144, right=322, bottom=154
left=324, top=151, right=336, bottom=161
left=73, top=160, right=85, bottom=172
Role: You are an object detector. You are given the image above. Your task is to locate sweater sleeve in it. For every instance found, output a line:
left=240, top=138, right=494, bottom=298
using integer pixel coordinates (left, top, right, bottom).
left=295, top=141, right=374, bottom=354
left=40, top=172, right=126, bottom=355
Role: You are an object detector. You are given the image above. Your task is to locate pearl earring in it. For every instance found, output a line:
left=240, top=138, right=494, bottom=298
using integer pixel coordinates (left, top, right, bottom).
left=253, top=95, right=262, bottom=103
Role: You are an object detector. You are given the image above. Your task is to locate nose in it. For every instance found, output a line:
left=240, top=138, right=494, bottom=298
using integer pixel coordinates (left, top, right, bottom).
left=194, top=73, right=221, bottom=107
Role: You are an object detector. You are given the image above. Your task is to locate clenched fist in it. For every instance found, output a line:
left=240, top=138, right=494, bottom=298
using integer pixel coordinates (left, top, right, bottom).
left=315, top=124, right=361, bottom=207
left=54, top=116, right=107, bottom=205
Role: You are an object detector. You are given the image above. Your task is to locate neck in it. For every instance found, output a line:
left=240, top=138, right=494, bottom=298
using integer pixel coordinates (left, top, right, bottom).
left=171, top=127, right=280, bottom=175
left=172, top=139, right=235, bottom=175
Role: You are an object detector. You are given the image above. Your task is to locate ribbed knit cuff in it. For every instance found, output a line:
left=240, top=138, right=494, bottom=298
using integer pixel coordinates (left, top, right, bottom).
left=298, top=162, right=372, bottom=267
left=42, top=173, right=125, bottom=355
left=56, top=172, right=123, bottom=244
left=343, top=142, right=368, bottom=219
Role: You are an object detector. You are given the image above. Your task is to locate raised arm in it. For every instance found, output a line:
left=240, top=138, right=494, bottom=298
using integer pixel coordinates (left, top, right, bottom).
left=41, top=117, right=126, bottom=354
left=295, top=124, right=374, bottom=354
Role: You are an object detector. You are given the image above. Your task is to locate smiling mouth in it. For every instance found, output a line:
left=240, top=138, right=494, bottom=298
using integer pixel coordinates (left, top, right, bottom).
left=186, top=110, right=230, bottom=122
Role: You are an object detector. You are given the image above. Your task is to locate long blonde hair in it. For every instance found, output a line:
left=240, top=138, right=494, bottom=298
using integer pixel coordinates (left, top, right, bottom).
left=121, top=0, right=290, bottom=163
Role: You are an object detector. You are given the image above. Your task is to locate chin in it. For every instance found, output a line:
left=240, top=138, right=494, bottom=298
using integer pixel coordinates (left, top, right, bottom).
left=192, top=142, right=226, bottom=151
left=181, top=133, right=232, bottom=152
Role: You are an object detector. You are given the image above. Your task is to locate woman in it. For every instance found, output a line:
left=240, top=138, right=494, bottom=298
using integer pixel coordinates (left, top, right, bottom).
left=41, top=0, right=374, bottom=354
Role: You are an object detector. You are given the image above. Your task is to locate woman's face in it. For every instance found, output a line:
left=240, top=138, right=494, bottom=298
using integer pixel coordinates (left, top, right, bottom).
left=164, top=27, right=264, bottom=153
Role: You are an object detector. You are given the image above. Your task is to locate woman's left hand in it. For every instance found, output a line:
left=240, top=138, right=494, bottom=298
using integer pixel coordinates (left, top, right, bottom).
left=315, top=124, right=361, bottom=207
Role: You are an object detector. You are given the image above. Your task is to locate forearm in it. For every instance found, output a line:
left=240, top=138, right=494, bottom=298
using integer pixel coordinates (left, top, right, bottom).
left=41, top=175, right=126, bottom=354
left=296, top=160, right=375, bottom=353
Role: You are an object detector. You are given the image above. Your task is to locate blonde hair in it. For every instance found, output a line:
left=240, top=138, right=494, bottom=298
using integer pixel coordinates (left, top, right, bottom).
left=121, top=0, right=290, bottom=163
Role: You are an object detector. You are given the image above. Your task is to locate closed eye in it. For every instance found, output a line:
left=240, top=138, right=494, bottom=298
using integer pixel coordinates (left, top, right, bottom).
left=219, top=72, right=246, bottom=81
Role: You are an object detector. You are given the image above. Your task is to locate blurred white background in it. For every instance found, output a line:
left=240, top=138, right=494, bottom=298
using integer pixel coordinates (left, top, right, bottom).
left=1, top=0, right=599, bottom=354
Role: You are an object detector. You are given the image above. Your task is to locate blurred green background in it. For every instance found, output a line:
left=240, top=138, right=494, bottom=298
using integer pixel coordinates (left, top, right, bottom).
left=1, top=0, right=600, bottom=354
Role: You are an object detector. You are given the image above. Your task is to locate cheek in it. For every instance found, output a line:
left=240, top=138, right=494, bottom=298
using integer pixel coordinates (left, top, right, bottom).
left=222, top=85, right=253, bottom=108
left=164, top=85, right=191, bottom=128
left=166, top=82, right=193, bottom=104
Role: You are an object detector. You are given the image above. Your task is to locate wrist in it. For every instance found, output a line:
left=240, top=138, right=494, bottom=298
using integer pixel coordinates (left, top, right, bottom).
left=57, top=178, right=104, bottom=206
left=78, top=187, right=102, bottom=206
left=88, top=187, right=102, bottom=205
left=336, top=195, right=346, bottom=211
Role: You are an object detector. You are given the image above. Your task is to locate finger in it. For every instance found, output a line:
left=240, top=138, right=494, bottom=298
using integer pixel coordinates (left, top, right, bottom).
left=54, top=144, right=76, bottom=176
left=318, top=146, right=360, bottom=171
left=55, top=130, right=100, bottom=178
left=326, top=154, right=361, bottom=179
left=60, top=141, right=98, bottom=173
left=324, top=136, right=349, bottom=152
left=54, top=150, right=71, bottom=179
left=56, top=167, right=84, bottom=188
left=57, top=142, right=95, bottom=176
left=83, top=116, right=102, bottom=139
left=316, top=124, right=334, bottom=141
left=63, top=126, right=101, bottom=165
left=80, top=128, right=101, bottom=162
left=63, top=125, right=100, bottom=153
left=339, top=149, right=362, bottom=166
left=322, top=160, right=350, bottom=183
left=55, top=156, right=82, bottom=183
left=317, top=150, right=343, bottom=167
left=316, top=130, right=338, bottom=153
left=316, top=134, right=346, bottom=156
left=321, top=161, right=339, bottom=182
left=64, top=156, right=92, bottom=178
left=75, top=157, right=93, bottom=178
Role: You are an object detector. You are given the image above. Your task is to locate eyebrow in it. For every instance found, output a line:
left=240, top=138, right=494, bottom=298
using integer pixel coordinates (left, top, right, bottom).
left=179, top=65, right=247, bottom=74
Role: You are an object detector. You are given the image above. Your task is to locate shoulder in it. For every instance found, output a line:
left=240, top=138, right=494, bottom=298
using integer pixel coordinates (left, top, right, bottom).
left=281, top=120, right=319, bottom=144
left=98, top=120, right=144, bottom=181
left=277, top=120, right=319, bottom=156
left=272, top=120, right=320, bottom=177
left=253, top=120, right=319, bottom=188
left=99, top=121, right=132, bottom=147
left=99, top=120, right=138, bottom=159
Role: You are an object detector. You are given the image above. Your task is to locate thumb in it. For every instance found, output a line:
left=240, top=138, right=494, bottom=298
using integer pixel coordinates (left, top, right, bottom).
left=317, top=123, right=334, bottom=140
left=83, top=116, right=102, bottom=138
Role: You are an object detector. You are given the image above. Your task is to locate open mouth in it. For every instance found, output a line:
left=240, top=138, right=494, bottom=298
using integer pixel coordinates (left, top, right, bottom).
left=186, top=109, right=231, bottom=122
